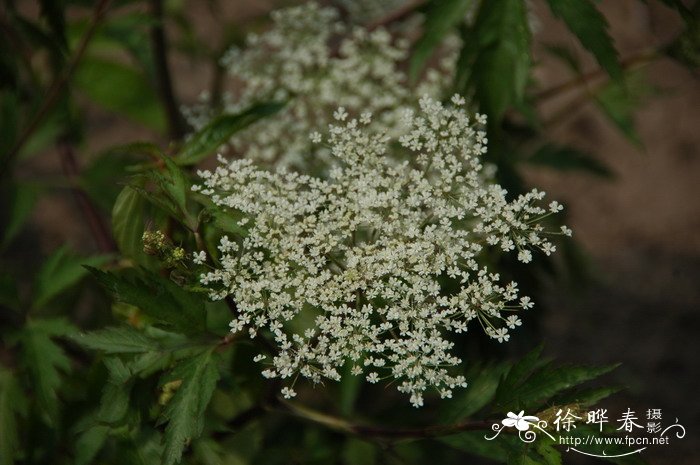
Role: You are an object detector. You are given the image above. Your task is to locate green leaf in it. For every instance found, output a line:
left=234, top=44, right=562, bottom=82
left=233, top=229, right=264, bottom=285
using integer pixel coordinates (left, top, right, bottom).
left=342, top=438, right=377, bottom=465
left=543, top=44, right=582, bottom=74
left=545, top=0, right=622, bottom=80
left=87, top=267, right=206, bottom=334
left=160, top=350, right=220, bottom=465
left=495, top=349, right=618, bottom=411
left=0, top=366, right=27, bottom=465
left=550, top=385, right=621, bottom=408
left=594, top=71, right=654, bottom=146
left=176, top=101, right=286, bottom=165
left=526, top=144, right=614, bottom=178
left=112, top=185, right=148, bottom=263
left=98, top=358, right=132, bottom=423
left=71, top=326, right=160, bottom=354
left=493, top=344, right=544, bottom=408
left=74, top=56, right=165, bottom=132
left=441, top=362, right=508, bottom=422
left=456, top=0, right=531, bottom=121
left=19, top=318, right=77, bottom=422
left=148, top=154, right=190, bottom=218
left=74, top=425, right=109, bottom=465
left=1, top=182, right=38, bottom=249
left=33, top=247, right=110, bottom=310
left=409, top=0, right=472, bottom=82
left=535, top=442, right=562, bottom=465
left=665, top=6, right=700, bottom=70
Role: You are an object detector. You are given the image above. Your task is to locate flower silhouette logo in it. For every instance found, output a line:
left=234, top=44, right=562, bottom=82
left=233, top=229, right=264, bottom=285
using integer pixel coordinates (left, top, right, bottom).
left=502, top=411, right=540, bottom=431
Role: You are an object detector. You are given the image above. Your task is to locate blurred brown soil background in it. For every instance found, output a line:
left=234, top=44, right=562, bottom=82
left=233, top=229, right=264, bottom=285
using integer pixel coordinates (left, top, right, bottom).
left=15, top=1, right=699, bottom=463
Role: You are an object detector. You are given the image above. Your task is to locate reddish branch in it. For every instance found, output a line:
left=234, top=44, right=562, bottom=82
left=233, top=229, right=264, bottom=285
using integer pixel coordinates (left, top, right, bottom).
left=366, top=0, right=427, bottom=31
left=150, top=0, right=188, bottom=140
left=57, top=141, right=116, bottom=253
left=277, top=400, right=497, bottom=440
left=1, top=0, right=113, bottom=177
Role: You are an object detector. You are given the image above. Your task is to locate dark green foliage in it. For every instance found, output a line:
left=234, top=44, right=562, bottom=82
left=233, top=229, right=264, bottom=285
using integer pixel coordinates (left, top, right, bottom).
left=0, top=0, right=685, bottom=464
left=544, top=0, right=622, bottom=80
left=176, top=102, right=286, bottom=165
left=455, top=0, right=531, bottom=121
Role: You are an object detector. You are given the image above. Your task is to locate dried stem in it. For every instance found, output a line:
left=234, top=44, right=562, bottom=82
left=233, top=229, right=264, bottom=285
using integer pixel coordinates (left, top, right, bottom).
left=57, top=141, right=116, bottom=253
left=150, top=0, right=188, bottom=140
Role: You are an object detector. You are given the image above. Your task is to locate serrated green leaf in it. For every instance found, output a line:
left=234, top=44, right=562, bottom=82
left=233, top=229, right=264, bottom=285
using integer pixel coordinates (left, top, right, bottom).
left=98, top=358, right=132, bottom=423
left=456, top=0, right=531, bottom=121
left=150, top=154, right=190, bottom=217
left=526, top=144, right=614, bottom=178
left=550, top=385, right=621, bottom=408
left=74, top=424, right=109, bottom=465
left=409, top=0, right=472, bottom=82
left=33, top=247, right=110, bottom=309
left=543, top=44, right=582, bottom=74
left=535, top=441, right=562, bottom=465
left=72, top=326, right=159, bottom=354
left=19, top=318, right=77, bottom=422
left=160, top=350, right=220, bottom=465
left=176, top=101, right=285, bottom=165
left=87, top=267, right=206, bottom=334
left=1, top=182, right=37, bottom=249
left=112, top=185, right=148, bottom=263
left=497, top=356, right=618, bottom=411
left=545, top=0, right=622, bottom=80
left=594, top=71, right=654, bottom=146
left=0, top=366, right=27, bottom=465
left=494, top=344, right=544, bottom=408
left=441, top=362, right=508, bottom=422
left=74, top=56, right=165, bottom=131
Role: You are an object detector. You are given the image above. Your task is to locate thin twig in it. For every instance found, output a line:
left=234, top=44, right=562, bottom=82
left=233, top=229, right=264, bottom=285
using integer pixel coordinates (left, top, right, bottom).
left=150, top=0, right=188, bottom=140
left=277, top=400, right=496, bottom=439
left=535, top=49, right=658, bottom=103
left=57, top=141, right=116, bottom=253
left=1, top=0, right=113, bottom=178
left=366, top=0, right=427, bottom=31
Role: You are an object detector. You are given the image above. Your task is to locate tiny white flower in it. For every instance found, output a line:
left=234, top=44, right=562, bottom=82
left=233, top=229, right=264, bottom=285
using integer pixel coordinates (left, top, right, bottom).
left=281, top=387, right=297, bottom=399
left=517, top=249, right=532, bottom=263
left=333, top=106, right=348, bottom=121
left=309, top=131, right=322, bottom=143
left=451, top=94, right=466, bottom=106
left=192, top=251, right=207, bottom=265
left=549, top=201, right=563, bottom=213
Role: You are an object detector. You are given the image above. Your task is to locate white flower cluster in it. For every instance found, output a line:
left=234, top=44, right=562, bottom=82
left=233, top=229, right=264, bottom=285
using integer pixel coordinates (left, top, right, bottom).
left=193, top=96, right=570, bottom=407
left=184, top=2, right=455, bottom=169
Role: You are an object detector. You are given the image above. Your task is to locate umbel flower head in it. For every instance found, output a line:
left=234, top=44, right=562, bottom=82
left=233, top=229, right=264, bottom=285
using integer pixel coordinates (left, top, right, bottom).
left=193, top=95, right=571, bottom=407
left=184, top=2, right=456, bottom=170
